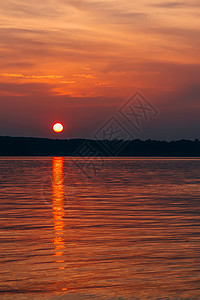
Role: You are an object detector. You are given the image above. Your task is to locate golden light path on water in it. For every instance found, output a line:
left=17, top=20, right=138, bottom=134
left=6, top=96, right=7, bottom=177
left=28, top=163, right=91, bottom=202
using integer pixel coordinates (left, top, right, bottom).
left=52, top=157, right=66, bottom=272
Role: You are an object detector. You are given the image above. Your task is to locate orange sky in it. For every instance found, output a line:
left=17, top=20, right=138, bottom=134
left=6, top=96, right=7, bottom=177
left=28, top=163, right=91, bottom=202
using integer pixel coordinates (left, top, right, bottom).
left=0, top=0, right=199, bottom=139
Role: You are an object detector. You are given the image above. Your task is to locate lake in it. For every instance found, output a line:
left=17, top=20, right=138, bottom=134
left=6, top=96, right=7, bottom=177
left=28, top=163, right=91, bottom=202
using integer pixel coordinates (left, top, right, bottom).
left=0, top=157, right=200, bottom=300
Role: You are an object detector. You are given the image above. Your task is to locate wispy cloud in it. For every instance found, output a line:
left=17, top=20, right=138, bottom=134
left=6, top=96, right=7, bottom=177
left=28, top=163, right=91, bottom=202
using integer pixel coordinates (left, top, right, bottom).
left=1, top=73, right=63, bottom=79
left=73, top=74, right=96, bottom=79
left=81, top=67, right=91, bottom=71
left=151, top=1, right=186, bottom=8
left=61, top=80, right=76, bottom=84
left=96, top=82, right=111, bottom=86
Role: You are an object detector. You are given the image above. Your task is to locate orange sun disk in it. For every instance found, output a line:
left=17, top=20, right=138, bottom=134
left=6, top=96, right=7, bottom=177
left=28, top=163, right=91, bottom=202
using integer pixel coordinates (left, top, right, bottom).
left=53, top=123, right=64, bottom=133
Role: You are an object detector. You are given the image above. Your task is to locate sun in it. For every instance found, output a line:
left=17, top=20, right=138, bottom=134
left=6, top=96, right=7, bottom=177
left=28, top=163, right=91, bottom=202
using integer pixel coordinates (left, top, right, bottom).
left=53, top=122, right=64, bottom=133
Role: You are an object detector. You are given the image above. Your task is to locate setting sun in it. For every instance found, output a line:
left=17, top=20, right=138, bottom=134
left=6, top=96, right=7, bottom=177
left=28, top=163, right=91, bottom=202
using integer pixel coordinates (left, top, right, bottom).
left=53, top=123, right=64, bottom=133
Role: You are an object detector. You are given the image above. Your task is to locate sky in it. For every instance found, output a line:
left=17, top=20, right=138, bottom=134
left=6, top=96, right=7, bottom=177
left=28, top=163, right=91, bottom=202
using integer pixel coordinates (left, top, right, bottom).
left=0, top=0, right=199, bottom=140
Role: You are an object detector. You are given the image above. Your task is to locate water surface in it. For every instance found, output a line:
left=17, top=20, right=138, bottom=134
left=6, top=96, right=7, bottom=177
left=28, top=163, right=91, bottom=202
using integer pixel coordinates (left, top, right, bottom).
left=0, top=157, right=200, bottom=299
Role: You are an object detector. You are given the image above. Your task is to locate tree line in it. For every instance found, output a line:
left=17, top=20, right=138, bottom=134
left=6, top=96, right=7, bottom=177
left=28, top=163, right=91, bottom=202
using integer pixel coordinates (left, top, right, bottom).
left=0, top=136, right=199, bottom=156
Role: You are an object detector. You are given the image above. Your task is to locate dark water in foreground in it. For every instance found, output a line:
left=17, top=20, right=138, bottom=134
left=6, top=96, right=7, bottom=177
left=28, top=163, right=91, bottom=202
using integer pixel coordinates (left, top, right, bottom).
left=0, top=157, right=200, bottom=300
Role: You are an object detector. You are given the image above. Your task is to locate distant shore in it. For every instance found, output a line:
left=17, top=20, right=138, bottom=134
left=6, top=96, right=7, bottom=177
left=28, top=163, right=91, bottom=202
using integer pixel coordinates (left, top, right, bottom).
left=0, top=136, right=199, bottom=156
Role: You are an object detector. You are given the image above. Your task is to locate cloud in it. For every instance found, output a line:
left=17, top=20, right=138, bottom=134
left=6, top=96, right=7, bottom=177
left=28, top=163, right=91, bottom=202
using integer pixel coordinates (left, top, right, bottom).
left=0, top=26, right=120, bottom=66
left=1, top=61, right=35, bottom=69
left=151, top=1, right=200, bottom=8
left=95, top=82, right=111, bottom=86
left=73, top=74, right=96, bottom=79
left=151, top=1, right=186, bottom=8
left=0, top=0, right=62, bottom=19
left=0, top=73, right=63, bottom=79
left=61, top=80, right=76, bottom=84
left=0, top=81, right=54, bottom=96
left=81, top=67, right=91, bottom=71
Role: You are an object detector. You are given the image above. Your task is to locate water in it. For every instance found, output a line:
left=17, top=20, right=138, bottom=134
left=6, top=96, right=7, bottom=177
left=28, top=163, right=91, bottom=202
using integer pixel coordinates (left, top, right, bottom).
left=0, top=157, right=200, bottom=300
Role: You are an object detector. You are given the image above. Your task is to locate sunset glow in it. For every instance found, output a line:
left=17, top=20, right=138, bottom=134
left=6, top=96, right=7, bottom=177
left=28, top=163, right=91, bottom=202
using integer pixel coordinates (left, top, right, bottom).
left=0, top=0, right=199, bottom=140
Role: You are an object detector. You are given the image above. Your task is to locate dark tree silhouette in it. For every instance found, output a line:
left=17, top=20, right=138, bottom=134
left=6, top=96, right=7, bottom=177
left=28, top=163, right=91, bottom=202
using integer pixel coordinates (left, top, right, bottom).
left=0, top=136, right=199, bottom=156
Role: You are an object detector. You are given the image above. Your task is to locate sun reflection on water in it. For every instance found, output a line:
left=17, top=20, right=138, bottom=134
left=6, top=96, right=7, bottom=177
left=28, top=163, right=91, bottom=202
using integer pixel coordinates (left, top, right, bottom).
left=52, top=157, right=66, bottom=267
